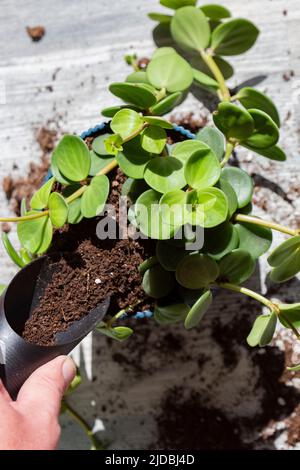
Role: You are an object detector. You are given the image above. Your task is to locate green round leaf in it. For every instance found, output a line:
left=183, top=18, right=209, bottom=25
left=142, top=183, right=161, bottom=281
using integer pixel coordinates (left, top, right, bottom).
left=247, top=313, right=277, bottom=347
left=184, top=290, right=212, bottom=329
left=154, top=303, right=189, bottom=325
left=104, top=134, right=123, bottom=156
left=236, top=222, right=272, bottom=259
left=117, top=137, right=152, bottom=179
left=213, top=103, right=254, bottom=141
left=237, top=87, right=280, bottom=127
left=152, top=47, right=177, bottom=60
left=111, top=109, right=143, bottom=140
left=144, top=156, right=185, bottom=193
left=156, top=240, right=187, bottom=271
left=67, top=198, right=83, bottom=224
left=196, top=127, right=225, bottom=161
left=278, top=303, right=300, bottom=329
left=218, top=248, right=256, bottom=284
left=148, top=12, right=172, bottom=24
left=81, top=175, right=109, bottom=219
left=159, top=189, right=188, bottom=228
left=147, top=52, right=193, bottom=93
left=89, top=151, right=115, bottom=176
left=2, top=233, right=26, bottom=268
left=184, top=148, right=221, bottom=190
left=176, top=254, right=219, bottom=289
left=244, top=144, right=286, bottom=162
left=171, top=140, right=209, bottom=164
left=216, top=178, right=238, bottom=218
left=109, top=82, right=157, bottom=108
left=211, top=19, right=259, bottom=56
left=192, top=69, right=219, bottom=94
left=160, top=0, right=197, bottom=9
left=54, top=135, right=91, bottom=182
left=221, top=167, right=253, bottom=209
left=97, top=325, right=134, bottom=342
left=150, top=91, right=182, bottom=115
left=30, top=177, right=55, bottom=210
left=121, top=178, right=149, bottom=203
left=50, top=154, right=73, bottom=185
left=143, top=116, right=173, bottom=129
left=269, top=249, right=300, bottom=283
left=92, top=134, right=114, bottom=156
left=204, top=222, right=239, bottom=260
left=18, top=213, right=53, bottom=254
left=48, top=192, right=68, bottom=228
left=268, top=236, right=300, bottom=268
left=142, top=264, right=174, bottom=298
left=188, top=187, right=228, bottom=228
left=141, top=126, right=167, bottom=154
left=102, top=105, right=141, bottom=118
left=126, top=71, right=151, bottom=84
left=171, top=6, right=210, bottom=52
left=200, top=4, right=231, bottom=20
left=135, top=189, right=175, bottom=240
left=243, top=109, right=279, bottom=150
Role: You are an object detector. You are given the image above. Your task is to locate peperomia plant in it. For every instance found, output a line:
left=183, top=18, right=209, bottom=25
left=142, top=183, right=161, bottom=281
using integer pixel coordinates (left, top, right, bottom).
left=1, top=0, right=300, bottom=369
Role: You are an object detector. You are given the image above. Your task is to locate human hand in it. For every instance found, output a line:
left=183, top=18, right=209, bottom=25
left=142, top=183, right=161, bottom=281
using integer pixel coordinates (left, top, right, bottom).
left=0, top=355, right=76, bottom=450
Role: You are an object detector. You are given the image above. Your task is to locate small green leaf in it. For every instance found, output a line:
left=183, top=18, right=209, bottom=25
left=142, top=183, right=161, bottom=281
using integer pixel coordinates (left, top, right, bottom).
left=278, top=303, right=300, bottom=329
left=152, top=47, right=177, bottom=60
left=171, top=6, right=210, bottom=52
left=221, top=167, right=253, bottom=209
left=148, top=12, right=172, bottom=23
left=269, top=249, right=300, bottom=283
left=156, top=240, right=187, bottom=271
left=192, top=68, right=219, bottom=94
left=150, top=91, right=182, bottom=115
left=92, top=134, right=115, bottom=156
left=18, top=213, right=53, bottom=254
left=159, top=189, right=188, bottom=228
left=184, top=148, right=221, bottom=190
left=51, top=152, right=73, bottom=185
left=213, top=103, right=254, bottom=141
left=154, top=303, right=189, bottom=325
left=97, top=325, right=133, bottom=342
left=111, top=108, right=143, bottom=140
left=160, top=0, right=196, bottom=9
left=2, top=233, right=26, bottom=268
left=30, top=177, right=55, bottom=210
left=48, top=192, right=68, bottom=228
left=204, top=222, right=239, bottom=260
left=143, top=116, right=173, bottom=129
left=142, top=264, right=174, bottom=298
left=244, top=144, right=286, bottom=162
left=237, top=87, right=280, bottom=127
left=147, top=51, right=193, bottom=93
left=126, top=71, right=151, bottom=84
left=216, top=178, right=238, bottom=218
left=67, top=198, right=83, bottom=224
left=89, top=151, right=115, bottom=176
left=211, top=19, right=259, bottom=56
left=247, top=313, right=277, bottom=347
left=109, top=82, right=157, bottom=108
left=268, top=236, right=300, bottom=267
left=141, top=126, right=167, bottom=154
left=196, top=127, right=225, bottom=161
left=218, top=249, right=256, bottom=284
left=121, top=177, right=149, bottom=203
left=54, top=135, right=91, bottom=182
left=117, top=137, right=152, bottom=179
left=81, top=175, right=109, bottom=219
left=236, top=222, right=272, bottom=259
left=243, top=109, right=279, bottom=150
left=188, top=187, right=228, bottom=228
left=104, top=134, right=123, bottom=155
left=184, top=290, right=212, bottom=329
left=102, top=104, right=141, bottom=118
left=176, top=253, right=219, bottom=289
left=144, top=156, right=185, bottom=193
left=200, top=4, right=231, bottom=20
left=171, top=140, right=209, bottom=164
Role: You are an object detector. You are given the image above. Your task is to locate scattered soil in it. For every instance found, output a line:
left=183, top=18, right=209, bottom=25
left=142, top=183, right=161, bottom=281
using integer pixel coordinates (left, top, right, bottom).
left=1, top=222, right=11, bottom=234
left=26, top=26, right=45, bottom=42
left=137, top=58, right=150, bottom=70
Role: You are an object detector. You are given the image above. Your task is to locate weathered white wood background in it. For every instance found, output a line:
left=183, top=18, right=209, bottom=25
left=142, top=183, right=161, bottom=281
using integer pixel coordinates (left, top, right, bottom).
left=0, top=0, right=300, bottom=450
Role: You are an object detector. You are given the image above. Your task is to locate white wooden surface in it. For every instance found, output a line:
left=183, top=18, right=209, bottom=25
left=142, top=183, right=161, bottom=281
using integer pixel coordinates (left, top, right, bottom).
left=0, top=0, right=300, bottom=450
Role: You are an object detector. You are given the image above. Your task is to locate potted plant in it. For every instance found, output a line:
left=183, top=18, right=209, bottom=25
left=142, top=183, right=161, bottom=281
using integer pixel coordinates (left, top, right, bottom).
left=0, top=0, right=300, bottom=447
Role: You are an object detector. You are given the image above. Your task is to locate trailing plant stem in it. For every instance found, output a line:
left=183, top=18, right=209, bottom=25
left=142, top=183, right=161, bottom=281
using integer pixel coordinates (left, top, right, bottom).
left=221, top=142, right=234, bottom=167
left=0, top=211, right=49, bottom=223
left=200, top=50, right=231, bottom=102
left=216, top=282, right=275, bottom=310
left=234, top=214, right=298, bottom=237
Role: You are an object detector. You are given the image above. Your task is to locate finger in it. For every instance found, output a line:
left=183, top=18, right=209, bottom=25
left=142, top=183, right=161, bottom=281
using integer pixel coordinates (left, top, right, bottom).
left=17, top=356, right=76, bottom=419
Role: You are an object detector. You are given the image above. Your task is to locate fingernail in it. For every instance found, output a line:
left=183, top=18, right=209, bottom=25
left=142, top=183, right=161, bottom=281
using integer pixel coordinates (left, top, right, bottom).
left=62, top=356, right=76, bottom=388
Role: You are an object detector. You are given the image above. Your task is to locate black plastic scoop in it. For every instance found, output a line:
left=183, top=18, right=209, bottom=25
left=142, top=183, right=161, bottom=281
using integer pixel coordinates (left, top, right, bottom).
left=0, top=255, right=110, bottom=399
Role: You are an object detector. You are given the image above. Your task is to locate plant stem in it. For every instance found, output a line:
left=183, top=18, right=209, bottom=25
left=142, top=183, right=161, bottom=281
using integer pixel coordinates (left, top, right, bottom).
left=156, top=87, right=167, bottom=102
left=0, top=210, right=49, bottom=223
left=220, top=142, right=234, bottom=167
left=64, top=399, right=105, bottom=450
left=199, top=50, right=231, bottom=102
left=216, top=282, right=275, bottom=310
left=234, top=213, right=298, bottom=237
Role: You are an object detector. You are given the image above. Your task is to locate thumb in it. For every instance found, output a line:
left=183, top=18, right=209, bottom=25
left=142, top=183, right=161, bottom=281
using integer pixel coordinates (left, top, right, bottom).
left=17, top=356, right=76, bottom=418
